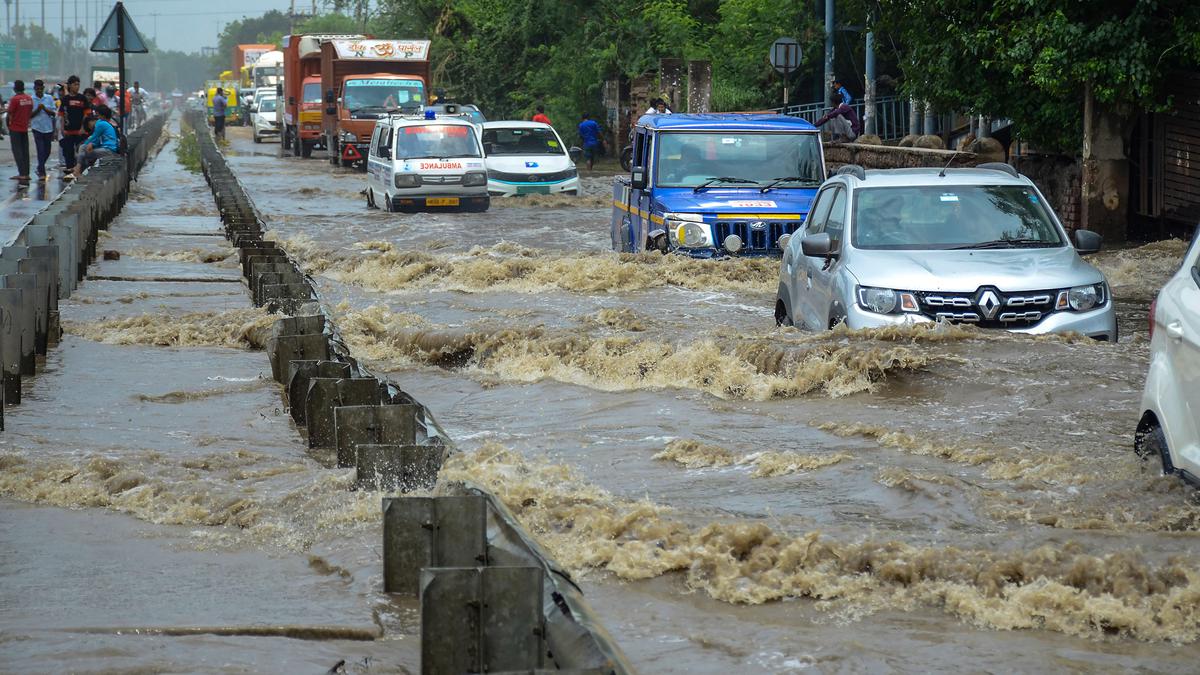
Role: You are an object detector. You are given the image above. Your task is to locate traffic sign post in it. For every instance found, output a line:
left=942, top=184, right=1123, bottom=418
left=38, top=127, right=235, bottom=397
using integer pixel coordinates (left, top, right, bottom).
left=770, top=37, right=802, bottom=108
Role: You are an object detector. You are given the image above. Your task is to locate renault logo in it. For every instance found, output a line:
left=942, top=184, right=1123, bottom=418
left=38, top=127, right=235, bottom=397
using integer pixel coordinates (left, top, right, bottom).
left=977, top=289, right=1001, bottom=320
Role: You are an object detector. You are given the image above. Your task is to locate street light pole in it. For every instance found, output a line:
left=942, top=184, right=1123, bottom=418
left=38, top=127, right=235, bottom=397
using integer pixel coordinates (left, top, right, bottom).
left=823, top=0, right=834, bottom=103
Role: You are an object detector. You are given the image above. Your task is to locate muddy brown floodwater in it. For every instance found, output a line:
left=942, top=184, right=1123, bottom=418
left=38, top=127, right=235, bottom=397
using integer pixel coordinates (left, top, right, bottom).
left=3, top=120, right=1197, bottom=673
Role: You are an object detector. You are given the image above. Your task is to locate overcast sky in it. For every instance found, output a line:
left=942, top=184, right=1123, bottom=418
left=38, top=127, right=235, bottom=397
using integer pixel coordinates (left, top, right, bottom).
left=13, top=0, right=303, bottom=53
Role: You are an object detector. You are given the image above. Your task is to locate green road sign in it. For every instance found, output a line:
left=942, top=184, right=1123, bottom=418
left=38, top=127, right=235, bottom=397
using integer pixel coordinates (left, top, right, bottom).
left=19, top=49, right=48, bottom=70
left=0, top=44, right=15, bottom=70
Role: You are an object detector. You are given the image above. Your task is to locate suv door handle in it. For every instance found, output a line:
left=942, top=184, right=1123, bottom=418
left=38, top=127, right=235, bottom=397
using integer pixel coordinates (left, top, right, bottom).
left=1166, top=321, right=1184, bottom=340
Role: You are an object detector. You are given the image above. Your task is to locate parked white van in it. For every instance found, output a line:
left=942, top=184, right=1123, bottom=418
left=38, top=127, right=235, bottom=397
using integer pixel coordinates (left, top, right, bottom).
left=365, top=112, right=490, bottom=213
left=481, top=121, right=579, bottom=197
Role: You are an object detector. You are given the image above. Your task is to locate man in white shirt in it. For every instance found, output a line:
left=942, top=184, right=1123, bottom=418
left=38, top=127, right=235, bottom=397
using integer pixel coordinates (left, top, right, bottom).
left=29, top=79, right=58, bottom=181
left=644, top=98, right=671, bottom=116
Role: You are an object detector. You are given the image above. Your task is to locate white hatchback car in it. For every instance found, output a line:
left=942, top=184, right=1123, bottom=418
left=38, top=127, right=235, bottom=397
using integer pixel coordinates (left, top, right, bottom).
left=481, top=121, right=579, bottom=197
left=252, top=95, right=280, bottom=143
left=1136, top=229, right=1200, bottom=484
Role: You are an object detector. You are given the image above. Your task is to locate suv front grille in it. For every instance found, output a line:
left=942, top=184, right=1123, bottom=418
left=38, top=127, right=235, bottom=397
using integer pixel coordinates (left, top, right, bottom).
left=713, top=221, right=802, bottom=252
left=915, top=288, right=1056, bottom=328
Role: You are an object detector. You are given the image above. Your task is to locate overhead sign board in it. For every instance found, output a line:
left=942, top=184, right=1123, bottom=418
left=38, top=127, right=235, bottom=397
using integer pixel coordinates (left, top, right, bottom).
left=0, top=44, right=15, bottom=70
left=332, top=39, right=431, bottom=61
left=770, top=37, right=802, bottom=75
left=243, top=48, right=271, bottom=67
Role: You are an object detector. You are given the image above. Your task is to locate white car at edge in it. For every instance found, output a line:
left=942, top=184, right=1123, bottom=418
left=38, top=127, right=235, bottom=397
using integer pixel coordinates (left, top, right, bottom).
left=1136, top=228, right=1200, bottom=485
left=252, top=95, right=280, bottom=143
left=481, top=121, right=579, bottom=197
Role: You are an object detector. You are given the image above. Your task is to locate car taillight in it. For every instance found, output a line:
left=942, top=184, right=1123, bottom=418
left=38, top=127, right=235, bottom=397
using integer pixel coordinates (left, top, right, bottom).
left=1148, top=298, right=1157, bottom=340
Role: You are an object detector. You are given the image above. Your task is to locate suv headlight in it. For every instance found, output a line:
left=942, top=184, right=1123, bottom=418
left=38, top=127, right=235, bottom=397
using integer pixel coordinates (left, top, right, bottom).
left=856, top=286, right=920, bottom=314
left=394, top=173, right=422, bottom=188
left=462, top=171, right=488, bottom=187
left=664, top=213, right=711, bottom=248
left=1056, top=283, right=1107, bottom=311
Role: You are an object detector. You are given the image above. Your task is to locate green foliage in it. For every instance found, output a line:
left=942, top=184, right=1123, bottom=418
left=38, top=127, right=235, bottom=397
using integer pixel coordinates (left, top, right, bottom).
left=876, top=0, right=1200, bottom=152
left=174, top=126, right=202, bottom=173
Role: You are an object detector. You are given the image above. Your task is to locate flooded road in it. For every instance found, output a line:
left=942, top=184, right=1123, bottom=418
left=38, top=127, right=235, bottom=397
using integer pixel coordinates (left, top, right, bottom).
left=1, top=118, right=1196, bottom=672
left=215, top=126, right=1199, bottom=671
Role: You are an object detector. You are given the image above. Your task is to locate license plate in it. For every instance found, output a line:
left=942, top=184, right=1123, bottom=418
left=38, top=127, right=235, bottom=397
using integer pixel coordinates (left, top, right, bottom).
left=517, top=185, right=550, bottom=195
left=426, top=197, right=460, bottom=206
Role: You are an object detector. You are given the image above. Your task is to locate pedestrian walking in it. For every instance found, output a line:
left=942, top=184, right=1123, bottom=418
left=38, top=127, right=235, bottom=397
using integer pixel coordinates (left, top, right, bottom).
left=212, top=87, right=228, bottom=140
left=6, top=80, right=33, bottom=183
left=531, top=105, right=551, bottom=125
left=29, top=80, right=57, bottom=181
left=58, top=76, right=90, bottom=179
left=577, top=113, right=601, bottom=171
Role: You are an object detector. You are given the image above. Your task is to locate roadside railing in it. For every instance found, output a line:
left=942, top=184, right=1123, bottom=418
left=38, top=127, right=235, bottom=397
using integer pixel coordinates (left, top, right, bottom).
left=777, top=95, right=913, bottom=140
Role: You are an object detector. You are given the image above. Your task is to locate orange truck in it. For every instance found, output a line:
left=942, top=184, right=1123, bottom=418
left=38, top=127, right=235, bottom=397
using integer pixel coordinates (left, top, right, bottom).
left=281, top=33, right=366, bottom=158
left=233, top=43, right=276, bottom=80
left=320, top=39, right=432, bottom=168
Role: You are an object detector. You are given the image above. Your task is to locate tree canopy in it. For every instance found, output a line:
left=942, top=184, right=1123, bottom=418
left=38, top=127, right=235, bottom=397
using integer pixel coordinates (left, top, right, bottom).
left=877, top=0, right=1200, bottom=151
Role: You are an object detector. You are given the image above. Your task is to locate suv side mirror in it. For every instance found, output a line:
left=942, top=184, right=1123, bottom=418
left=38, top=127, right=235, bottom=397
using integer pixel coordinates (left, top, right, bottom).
left=1074, top=229, right=1102, bottom=254
left=801, top=233, right=834, bottom=257
left=631, top=169, right=647, bottom=190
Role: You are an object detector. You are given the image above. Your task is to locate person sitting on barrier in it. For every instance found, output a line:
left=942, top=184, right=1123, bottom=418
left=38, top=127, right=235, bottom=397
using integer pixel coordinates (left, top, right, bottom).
left=73, top=105, right=119, bottom=178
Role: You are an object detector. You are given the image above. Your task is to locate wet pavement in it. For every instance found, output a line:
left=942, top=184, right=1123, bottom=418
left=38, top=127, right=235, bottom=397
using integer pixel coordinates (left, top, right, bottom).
left=1, top=119, right=1197, bottom=672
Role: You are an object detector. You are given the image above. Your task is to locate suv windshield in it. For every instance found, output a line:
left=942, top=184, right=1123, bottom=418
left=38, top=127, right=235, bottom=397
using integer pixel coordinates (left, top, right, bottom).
left=344, top=78, right=424, bottom=111
left=394, top=124, right=480, bottom=160
left=656, top=132, right=823, bottom=187
left=482, top=127, right=564, bottom=155
left=852, top=185, right=1065, bottom=250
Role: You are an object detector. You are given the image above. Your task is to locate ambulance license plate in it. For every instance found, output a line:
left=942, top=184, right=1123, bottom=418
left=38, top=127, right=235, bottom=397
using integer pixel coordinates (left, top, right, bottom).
left=426, top=198, right=460, bottom=207
left=517, top=185, right=550, bottom=195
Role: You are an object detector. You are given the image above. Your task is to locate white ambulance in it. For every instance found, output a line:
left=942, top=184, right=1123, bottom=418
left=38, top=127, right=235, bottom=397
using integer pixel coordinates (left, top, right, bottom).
left=365, top=110, right=490, bottom=212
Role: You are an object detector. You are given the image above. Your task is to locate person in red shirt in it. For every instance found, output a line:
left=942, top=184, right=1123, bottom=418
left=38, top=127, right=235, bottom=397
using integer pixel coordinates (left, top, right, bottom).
left=6, top=79, right=33, bottom=183
left=58, top=76, right=91, bottom=178
left=531, top=105, right=551, bottom=126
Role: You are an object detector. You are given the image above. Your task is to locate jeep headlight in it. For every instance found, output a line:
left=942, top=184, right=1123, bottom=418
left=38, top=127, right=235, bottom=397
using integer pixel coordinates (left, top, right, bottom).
left=856, top=286, right=920, bottom=315
left=394, top=173, right=422, bottom=188
left=462, top=171, right=488, bottom=187
left=664, top=213, right=711, bottom=248
left=1056, top=283, right=1106, bottom=311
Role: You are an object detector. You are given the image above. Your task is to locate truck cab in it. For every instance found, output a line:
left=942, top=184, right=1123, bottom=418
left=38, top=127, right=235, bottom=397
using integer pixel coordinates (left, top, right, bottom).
left=611, top=114, right=825, bottom=256
left=320, top=39, right=432, bottom=169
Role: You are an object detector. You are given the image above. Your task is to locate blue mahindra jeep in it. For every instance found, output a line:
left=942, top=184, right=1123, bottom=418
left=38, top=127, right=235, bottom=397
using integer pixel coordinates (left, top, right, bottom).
left=611, top=114, right=825, bottom=256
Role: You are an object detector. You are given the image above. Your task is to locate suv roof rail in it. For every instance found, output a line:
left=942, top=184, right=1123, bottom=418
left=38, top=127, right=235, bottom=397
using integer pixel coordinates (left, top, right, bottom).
left=977, top=161, right=1019, bottom=178
left=835, top=164, right=866, bottom=180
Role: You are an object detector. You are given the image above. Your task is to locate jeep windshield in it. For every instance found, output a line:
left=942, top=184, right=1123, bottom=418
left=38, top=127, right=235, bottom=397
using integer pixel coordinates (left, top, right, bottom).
left=343, top=78, right=424, bottom=112
left=482, top=127, right=565, bottom=155
left=655, top=132, right=823, bottom=188
left=394, top=124, right=480, bottom=160
left=852, top=185, right=1065, bottom=250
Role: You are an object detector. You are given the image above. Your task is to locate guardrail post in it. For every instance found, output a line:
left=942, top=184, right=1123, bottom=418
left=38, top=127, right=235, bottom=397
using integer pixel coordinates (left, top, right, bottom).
left=382, top=495, right=487, bottom=595
left=266, top=333, right=331, bottom=384
left=1, top=279, right=37, bottom=375
left=304, top=377, right=382, bottom=448
left=419, top=566, right=545, bottom=675
left=286, top=360, right=351, bottom=422
left=355, top=444, right=444, bottom=492
left=0, top=295, right=18, bottom=404
left=333, top=403, right=421, bottom=467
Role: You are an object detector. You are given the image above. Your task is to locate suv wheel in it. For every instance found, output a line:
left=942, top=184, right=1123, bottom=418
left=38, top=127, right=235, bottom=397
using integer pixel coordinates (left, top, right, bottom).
left=1139, top=424, right=1175, bottom=476
left=774, top=296, right=793, bottom=327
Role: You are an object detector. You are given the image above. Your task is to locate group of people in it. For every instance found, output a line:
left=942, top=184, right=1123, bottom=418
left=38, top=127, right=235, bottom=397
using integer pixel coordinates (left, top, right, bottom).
left=4, top=76, right=147, bottom=184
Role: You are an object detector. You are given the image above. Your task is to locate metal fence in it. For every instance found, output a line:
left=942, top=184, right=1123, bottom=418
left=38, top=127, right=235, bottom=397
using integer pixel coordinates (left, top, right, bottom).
left=777, top=95, right=913, bottom=140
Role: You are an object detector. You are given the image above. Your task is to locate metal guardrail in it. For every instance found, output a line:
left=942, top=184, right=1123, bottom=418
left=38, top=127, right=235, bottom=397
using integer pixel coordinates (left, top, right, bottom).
left=777, top=95, right=913, bottom=140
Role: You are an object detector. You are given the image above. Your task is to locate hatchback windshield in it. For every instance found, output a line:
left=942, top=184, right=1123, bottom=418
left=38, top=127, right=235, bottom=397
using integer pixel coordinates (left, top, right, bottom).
left=344, top=78, right=424, bottom=111
left=257, top=97, right=276, bottom=112
left=482, top=127, right=564, bottom=155
left=656, top=132, right=823, bottom=187
left=852, top=185, right=1064, bottom=250
left=394, top=124, right=480, bottom=160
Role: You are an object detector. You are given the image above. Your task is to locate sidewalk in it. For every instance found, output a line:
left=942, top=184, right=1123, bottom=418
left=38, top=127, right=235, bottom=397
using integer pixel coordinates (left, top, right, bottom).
left=0, top=134, right=70, bottom=242
left=0, top=120, right=417, bottom=671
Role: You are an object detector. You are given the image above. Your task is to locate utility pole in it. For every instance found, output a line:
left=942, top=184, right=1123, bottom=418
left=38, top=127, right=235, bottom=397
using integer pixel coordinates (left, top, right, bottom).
left=864, top=28, right=876, bottom=136
left=823, top=0, right=834, bottom=103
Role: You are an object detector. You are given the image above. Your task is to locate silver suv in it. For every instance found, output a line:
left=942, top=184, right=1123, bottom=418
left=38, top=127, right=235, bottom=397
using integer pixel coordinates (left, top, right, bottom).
left=775, top=164, right=1117, bottom=340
